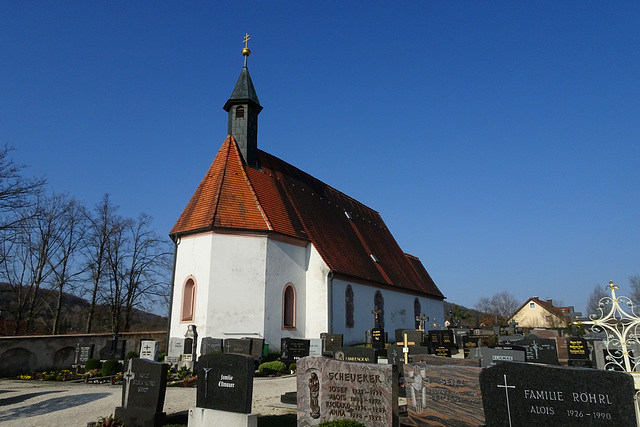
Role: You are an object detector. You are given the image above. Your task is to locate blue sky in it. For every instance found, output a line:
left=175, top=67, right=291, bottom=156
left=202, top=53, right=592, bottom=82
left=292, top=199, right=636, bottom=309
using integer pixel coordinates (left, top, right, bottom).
left=2, top=2, right=639, bottom=315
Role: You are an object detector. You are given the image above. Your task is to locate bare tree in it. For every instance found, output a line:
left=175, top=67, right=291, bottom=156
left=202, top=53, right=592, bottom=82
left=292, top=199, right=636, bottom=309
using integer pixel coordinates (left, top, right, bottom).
left=47, top=196, right=87, bottom=334
left=475, top=291, right=520, bottom=325
left=586, top=284, right=608, bottom=317
left=83, top=194, right=118, bottom=333
left=628, top=275, right=640, bottom=304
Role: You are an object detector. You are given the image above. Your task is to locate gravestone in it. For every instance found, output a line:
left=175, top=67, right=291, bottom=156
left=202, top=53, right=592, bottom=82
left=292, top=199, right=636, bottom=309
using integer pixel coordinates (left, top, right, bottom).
left=281, top=338, right=310, bottom=364
left=181, top=324, right=198, bottom=364
left=428, top=330, right=454, bottom=357
left=396, top=330, right=423, bottom=347
left=480, top=361, right=637, bottom=426
left=140, top=340, right=159, bottom=362
left=115, top=358, right=168, bottom=427
left=371, top=328, right=385, bottom=349
left=462, top=336, right=481, bottom=359
left=514, top=335, right=559, bottom=365
left=308, top=338, right=323, bottom=357
left=555, top=336, right=569, bottom=363
left=404, top=363, right=484, bottom=426
left=297, top=356, right=398, bottom=427
left=531, top=329, right=560, bottom=339
left=321, top=333, right=343, bottom=356
left=224, top=338, right=252, bottom=356
left=242, top=337, right=265, bottom=362
left=498, top=334, right=524, bottom=344
left=196, top=353, right=254, bottom=412
left=75, top=343, right=94, bottom=365
left=104, top=337, right=126, bottom=360
left=200, top=337, right=224, bottom=356
left=474, top=347, right=525, bottom=368
left=567, top=337, right=592, bottom=367
left=335, top=347, right=377, bottom=364
left=409, top=354, right=481, bottom=367
left=592, top=340, right=640, bottom=371
left=167, top=337, right=184, bottom=363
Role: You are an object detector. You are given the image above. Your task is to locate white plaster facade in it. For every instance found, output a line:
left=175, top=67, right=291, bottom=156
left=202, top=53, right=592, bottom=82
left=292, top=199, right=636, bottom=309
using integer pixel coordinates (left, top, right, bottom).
left=169, top=230, right=444, bottom=352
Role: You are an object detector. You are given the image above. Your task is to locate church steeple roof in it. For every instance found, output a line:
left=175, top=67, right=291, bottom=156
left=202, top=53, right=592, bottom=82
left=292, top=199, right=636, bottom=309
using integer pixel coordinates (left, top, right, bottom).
left=223, top=34, right=262, bottom=112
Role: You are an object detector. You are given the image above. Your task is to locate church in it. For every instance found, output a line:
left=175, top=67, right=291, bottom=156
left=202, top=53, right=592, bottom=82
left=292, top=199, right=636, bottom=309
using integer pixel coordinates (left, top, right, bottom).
left=167, top=39, right=445, bottom=353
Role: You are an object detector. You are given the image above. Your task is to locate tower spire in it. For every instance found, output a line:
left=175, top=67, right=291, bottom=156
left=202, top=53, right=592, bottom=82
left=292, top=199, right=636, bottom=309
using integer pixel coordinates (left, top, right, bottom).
left=223, top=33, right=262, bottom=169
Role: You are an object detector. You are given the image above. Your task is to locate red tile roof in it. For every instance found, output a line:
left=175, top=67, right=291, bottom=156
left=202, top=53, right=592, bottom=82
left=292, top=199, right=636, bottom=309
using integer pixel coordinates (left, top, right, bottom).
left=171, top=137, right=444, bottom=299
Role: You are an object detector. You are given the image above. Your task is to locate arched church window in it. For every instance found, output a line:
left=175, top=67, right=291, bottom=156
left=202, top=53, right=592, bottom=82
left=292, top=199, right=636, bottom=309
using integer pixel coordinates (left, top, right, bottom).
left=414, top=298, right=421, bottom=329
left=345, top=285, right=354, bottom=328
left=374, top=290, right=384, bottom=329
left=181, top=277, right=196, bottom=322
left=283, top=283, right=296, bottom=328
left=235, top=106, right=245, bottom=118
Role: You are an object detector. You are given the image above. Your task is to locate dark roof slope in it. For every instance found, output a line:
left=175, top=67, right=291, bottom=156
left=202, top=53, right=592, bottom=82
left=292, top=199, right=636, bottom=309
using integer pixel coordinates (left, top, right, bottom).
left=172, top=137, right=444, bottom=299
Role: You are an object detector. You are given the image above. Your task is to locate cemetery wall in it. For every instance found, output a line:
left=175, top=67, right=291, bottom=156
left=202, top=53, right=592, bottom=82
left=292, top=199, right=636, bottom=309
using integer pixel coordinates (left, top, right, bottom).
left=332, top=277, right=444, bottom=346
left=0, top=331, right=166, bottom=377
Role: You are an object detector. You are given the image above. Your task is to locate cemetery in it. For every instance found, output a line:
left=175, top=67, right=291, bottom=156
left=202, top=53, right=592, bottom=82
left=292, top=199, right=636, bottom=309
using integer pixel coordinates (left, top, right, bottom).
left=4, top=283, right=640, bottom=427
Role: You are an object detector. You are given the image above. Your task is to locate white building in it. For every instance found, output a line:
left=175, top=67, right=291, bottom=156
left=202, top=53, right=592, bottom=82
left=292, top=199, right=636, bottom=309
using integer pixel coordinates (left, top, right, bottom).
left=167, top=44, right=445, bottom=352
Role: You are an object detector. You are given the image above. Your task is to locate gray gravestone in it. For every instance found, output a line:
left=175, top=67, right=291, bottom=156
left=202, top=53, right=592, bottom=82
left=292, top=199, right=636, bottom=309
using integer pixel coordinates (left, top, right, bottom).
left=115, top=358, right=168, bottom=427
left=498, top=334, right=524, bottom=344
left=297, top=356, right=398, bottom=427
left=480, top=361, right=637, bottom=426
left=140, top=340, right=159, bottom=362
left=475, top=347, right=525, bottom=368
left=404, top=363, right=484, bottom=426
left=168, top=337, right=184, bottom=359
left=308, top=338, right=323, bottom=357
left=321, top=333, right=343, bottom=356
left=242, top=337, right=264, bottom=362
left=335, top=347, right=377, bottom=364
left=200, top=337, right=224, bottom=356
left=281, top=338, right=310, bottom=363
left=224, top=338, right=252, bottom=356
left=514, top=335, right=559, bottom=365
left=196, top=353, right=254, bottom=413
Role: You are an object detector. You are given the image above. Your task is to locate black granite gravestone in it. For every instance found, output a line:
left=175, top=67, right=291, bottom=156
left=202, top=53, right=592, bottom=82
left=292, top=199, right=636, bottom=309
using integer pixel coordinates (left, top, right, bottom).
left=514, top=335, right=559, bottom=365
left=196, top=353, right=254, bottom=413
left=462, top=336, right=481, bottom=359
left=75, top=343, right=94, bottom=365
left=115, top=358, right=168, bottom=427
left=335, top=347, right=377, bottom=363
left=224, top=338, right=252, bottom=356
left=281, top=338, right=310, bottom=364
left=104, top=338, right=126, bottom=360
left=397, top=330, right=423, bottom=347
left=242, top=337, right=265, bottom=362
left=200, top=337, right=224, bottom=356
left=320, top=333, right=343, bottom=356
left=428, top=330, right=454, bottom=356
left=371, top=328, right=385, bottom=349
left=480, top=361, right=637, bottom=426
left=567, top=337, right=589, bottom=359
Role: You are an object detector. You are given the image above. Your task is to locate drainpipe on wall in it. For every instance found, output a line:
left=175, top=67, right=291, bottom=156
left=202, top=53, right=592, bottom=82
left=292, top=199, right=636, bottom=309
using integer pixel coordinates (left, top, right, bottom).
left=166, top=236, right=180, bottom=353
left=327, top=270, right=334, bottom=334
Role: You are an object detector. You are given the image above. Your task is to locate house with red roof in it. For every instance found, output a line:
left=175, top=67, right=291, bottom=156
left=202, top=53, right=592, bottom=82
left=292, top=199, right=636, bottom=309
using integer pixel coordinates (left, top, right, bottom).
left=167, top=42, right=445, bottom=351
left=508, top=297, right=575, bottom=329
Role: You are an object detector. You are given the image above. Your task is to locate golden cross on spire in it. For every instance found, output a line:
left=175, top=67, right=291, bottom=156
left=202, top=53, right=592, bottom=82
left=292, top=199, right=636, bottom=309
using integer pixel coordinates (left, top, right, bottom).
left=242, top=33, right=252, bottom=59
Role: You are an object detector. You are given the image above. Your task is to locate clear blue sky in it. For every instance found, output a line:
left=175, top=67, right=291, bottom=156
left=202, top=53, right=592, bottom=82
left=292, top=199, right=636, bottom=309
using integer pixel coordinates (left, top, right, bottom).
left=2, top=2, right=639, bottom=316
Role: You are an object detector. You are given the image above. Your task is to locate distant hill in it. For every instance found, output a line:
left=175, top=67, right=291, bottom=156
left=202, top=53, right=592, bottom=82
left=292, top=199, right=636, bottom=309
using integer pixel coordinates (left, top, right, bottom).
left=443, top=301, right=487, bottom=328
left=0, top=283, right=167, bottom=336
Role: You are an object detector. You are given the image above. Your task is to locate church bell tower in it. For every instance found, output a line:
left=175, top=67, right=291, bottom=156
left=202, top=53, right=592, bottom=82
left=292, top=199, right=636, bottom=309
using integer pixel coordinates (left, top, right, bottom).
left=223, top=33, right=263, bottom=169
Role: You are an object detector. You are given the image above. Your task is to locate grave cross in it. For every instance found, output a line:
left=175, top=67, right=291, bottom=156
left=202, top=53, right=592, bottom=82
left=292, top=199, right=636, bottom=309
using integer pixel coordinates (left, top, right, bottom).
left=203, top=367, right=213, bottom=399
left=416, top=314, right=428, bottom=331
left=123, top=362, right=136, bottom=406
left=401, top=333, right=414, bottom=364
left=496, top=374, right=515, bottom=427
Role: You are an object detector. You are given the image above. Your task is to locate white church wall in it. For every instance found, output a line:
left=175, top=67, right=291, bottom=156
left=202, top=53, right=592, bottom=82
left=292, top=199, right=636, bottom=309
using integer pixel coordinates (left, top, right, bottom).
left=169, top=232, right=268, bottom=350
left=331, top=278, right=445, bottom=346
left=303, top=245, right=331, bottom=338
left=263, top=237, right=308, bottom=350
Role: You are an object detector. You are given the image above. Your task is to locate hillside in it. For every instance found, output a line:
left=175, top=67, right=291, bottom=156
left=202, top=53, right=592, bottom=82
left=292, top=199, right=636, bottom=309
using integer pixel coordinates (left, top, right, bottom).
left=0, top=283, right=167, bottom=336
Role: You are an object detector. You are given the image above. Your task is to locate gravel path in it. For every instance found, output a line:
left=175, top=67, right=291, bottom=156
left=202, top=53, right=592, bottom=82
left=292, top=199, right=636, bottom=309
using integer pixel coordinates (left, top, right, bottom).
left=0, top=375, right=297, bottom=427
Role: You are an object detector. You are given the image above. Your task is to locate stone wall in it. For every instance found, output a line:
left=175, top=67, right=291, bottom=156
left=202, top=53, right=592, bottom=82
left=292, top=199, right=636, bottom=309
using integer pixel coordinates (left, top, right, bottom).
left=0, top=331, right=167, bottom=377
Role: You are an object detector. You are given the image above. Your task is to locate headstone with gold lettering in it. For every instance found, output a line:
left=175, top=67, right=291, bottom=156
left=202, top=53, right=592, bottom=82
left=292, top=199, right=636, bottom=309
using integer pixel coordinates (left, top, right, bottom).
left=297, top=356, right=398, bottom=427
